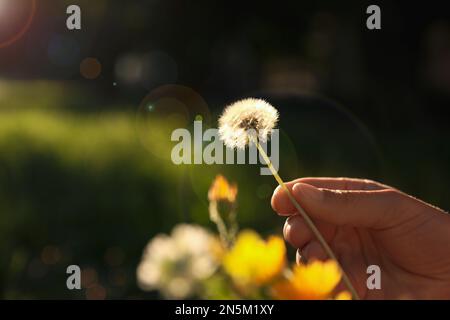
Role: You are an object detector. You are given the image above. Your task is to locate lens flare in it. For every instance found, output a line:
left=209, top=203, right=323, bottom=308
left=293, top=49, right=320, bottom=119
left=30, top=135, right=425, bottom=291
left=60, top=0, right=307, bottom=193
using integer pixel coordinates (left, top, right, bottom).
left=0, top=0, right=36, bottom=48
left=136, top=85, right=211, bottom=161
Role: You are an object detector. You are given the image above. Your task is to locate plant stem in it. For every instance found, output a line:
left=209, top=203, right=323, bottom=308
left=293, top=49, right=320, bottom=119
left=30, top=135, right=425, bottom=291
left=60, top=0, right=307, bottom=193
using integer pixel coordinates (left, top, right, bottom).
left=252, top=137, right=360, bottom=300
left=209, top=201, right=230, bottom=248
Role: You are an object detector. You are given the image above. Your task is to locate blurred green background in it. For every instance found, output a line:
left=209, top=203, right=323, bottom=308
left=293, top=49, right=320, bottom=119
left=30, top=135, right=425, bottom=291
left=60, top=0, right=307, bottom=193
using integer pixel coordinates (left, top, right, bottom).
left=0, top=0, right=449, bottom=299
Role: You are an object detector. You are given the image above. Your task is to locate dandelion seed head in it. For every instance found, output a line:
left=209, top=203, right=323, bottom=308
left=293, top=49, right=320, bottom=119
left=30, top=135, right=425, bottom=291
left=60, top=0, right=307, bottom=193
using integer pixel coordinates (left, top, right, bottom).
left=218, top=98, right=279, bottom=149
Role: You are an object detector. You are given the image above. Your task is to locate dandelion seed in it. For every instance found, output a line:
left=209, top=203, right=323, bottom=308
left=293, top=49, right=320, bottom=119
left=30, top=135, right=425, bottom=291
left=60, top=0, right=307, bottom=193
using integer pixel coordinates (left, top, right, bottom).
left=218, top=98, right=278, bottom=149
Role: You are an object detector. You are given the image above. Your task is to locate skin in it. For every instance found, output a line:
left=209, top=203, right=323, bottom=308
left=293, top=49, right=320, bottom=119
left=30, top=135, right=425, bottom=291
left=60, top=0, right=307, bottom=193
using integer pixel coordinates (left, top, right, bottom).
left=271, top=177, right=450, bottom=299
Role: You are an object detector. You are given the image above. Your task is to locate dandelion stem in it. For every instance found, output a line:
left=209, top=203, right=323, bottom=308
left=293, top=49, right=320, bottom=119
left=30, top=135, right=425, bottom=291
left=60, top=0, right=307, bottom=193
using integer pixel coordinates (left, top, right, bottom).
left=251, top=136, right=360, bottom=300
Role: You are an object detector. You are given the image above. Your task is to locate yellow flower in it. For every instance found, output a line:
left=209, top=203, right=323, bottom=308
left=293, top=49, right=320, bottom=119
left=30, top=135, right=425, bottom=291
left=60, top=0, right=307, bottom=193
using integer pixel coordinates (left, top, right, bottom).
left=272, top=260, right=342, bottom=300
left=208, top=175, right=238, bottom=203
left=335, top=291, right=352, bottom=300
left=222, top=230, right=286, bottom=286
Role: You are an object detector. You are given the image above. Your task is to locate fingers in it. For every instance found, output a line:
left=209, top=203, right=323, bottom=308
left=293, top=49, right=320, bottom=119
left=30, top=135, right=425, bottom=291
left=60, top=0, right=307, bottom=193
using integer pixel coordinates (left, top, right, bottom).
left=296, top=243, right=328, bottom=264
left=295, top=177, right=388, bottom=191
left=284, top=214, right=336, bottom=248
left=290, top=183, right=407, bottom=228
left=271, top=177, right=387, bottom=215
left=283, top=215, right=313, bottom=248
left=302, top=241, right=328, bottom=261
left=273, top=177, right=411, bottom=228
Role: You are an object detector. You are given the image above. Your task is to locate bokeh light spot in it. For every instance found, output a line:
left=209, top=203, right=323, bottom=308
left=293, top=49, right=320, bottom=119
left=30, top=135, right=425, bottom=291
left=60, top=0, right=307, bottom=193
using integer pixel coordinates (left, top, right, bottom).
left=115, top=51, right=178, bottom=89
left=41, top=245, right=61, bottom=265
left=48, top=35, right=80, bottom=67
left=81, top=267, right=98, bottom=289
left=104, top=247, right=125, bottom=267
left=86, top=284, right=107, bottom=300
left=80, top=57, right=102, bottom=80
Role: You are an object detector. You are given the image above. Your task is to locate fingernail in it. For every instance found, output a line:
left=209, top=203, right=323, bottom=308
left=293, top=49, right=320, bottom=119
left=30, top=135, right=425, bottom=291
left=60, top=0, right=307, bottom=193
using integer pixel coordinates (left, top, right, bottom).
left=283, top=219, right=290, bottom=238
left=292, top=183, right=323, bottom=201
left=302, top=240, right=327, bottom=261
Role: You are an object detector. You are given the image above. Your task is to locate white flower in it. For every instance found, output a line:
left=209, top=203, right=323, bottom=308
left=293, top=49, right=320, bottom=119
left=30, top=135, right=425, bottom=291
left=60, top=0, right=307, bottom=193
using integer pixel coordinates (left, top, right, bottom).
left=136, top=224, right=218, bottom=299
left=218, top=98, right=279, bottom=149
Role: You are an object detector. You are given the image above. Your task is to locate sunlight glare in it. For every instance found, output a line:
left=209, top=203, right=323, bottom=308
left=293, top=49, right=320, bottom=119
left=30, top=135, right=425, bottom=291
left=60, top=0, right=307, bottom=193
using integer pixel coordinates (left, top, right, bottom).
left=0, top=0, right=8, bottom=18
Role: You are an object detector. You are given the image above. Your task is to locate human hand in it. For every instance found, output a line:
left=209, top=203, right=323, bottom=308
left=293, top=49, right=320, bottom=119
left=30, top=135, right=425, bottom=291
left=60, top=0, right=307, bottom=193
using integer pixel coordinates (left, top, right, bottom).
left=271, top=177, right=450, bottom=299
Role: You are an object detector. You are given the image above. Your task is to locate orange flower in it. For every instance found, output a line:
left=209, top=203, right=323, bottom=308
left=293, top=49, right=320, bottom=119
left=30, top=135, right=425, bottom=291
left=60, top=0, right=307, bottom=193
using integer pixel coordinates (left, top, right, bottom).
left=335, top=291, right=352, bottom=300
left=222, top=230, right=286, bottom=286
left=208, top=175, right=238, bottom=203
left=272, top=260, right=342, bottom=300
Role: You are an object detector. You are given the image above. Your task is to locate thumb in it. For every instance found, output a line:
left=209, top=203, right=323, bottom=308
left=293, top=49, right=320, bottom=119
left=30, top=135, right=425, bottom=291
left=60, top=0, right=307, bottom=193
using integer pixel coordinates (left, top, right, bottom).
left=291, top=182, right=409, bottom=229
